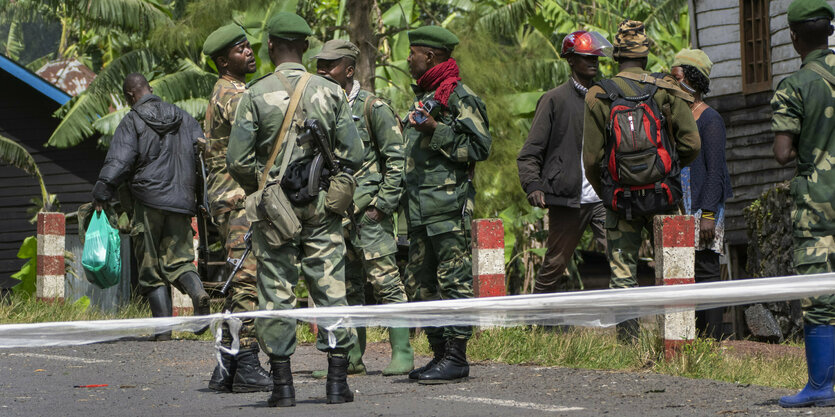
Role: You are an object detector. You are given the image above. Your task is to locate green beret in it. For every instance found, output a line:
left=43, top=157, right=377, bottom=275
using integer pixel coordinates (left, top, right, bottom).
left=787, top=0, right=835, bottom=23
left=266, top=12, right=312, bottom=40
left=672, top=48, right=713, bottom=79
left=314, top=39, right=360, bottom=61
left=408, top=26, right=459, bottom=51
left=202, top=24, right=247, bottom=57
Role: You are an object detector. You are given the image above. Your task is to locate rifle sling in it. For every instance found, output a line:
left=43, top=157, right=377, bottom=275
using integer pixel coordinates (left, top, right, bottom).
left=616, top=71, right=695, bottom=103
left=805, top=61, right=835, bottom=86
left=258, top=71, right=312, bottom=191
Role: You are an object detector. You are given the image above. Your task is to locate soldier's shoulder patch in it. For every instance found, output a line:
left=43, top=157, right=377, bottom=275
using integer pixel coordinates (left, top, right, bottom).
left=246, top=72, right=273, bottom=88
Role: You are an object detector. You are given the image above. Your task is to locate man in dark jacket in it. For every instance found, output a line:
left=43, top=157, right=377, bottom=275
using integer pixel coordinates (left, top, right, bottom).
left=92, top=73, right=210, bottom=328
left=517, top=30, right=611, bottom=294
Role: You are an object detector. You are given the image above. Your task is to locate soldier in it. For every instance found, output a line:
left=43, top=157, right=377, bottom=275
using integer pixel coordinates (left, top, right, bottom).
left=314, top=39, right=414, bottom=376
left=92, top=73, right=211, bottom=339
left=200, top=24, right=271, bottom=393
left=582, top=20, right=700, bottom=342
left=772, top=0, right=835, bottom=408
left=401, top=26, right=492, bottom=384
left=227, top=12, right=363, bottom=407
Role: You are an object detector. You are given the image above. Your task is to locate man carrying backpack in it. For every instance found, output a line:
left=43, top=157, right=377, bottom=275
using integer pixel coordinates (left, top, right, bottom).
left=582, top=20, right=701, bottom=342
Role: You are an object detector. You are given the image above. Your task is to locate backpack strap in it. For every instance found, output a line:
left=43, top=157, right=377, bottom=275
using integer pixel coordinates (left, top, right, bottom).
left=595, top=79, right=625, bottom=101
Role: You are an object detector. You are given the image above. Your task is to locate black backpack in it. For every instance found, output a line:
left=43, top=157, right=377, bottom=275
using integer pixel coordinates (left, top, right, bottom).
left=595, top=75, right=682, bottom=220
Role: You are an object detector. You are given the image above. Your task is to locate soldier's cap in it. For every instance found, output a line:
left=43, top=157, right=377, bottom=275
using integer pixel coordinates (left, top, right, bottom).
left=314, top=39, right=360, bottom=61
left=266, top=12, right=312, bottom=40
left=613, top=19, right=651, bottom=59
left=202, top=24, right=247, bottom=58
left=787, top=0, right=835, bottom=23
left=672, top=48, right=713, bottom=79
left=408, top=26, right=459, bottom=51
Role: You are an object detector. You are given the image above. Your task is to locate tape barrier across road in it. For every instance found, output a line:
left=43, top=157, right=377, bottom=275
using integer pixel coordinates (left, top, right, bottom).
left=2, top=274, right=835, bottom=349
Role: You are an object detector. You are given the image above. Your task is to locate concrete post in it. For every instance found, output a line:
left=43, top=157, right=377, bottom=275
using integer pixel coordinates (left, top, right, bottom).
left=653, top=215, right=696, bottom=359
left=472, top=219, right=506, bottom=297
left=36, top=212, right=66, bottom=302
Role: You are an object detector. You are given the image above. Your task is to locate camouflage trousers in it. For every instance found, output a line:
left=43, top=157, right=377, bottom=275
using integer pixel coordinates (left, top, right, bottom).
left=604, top=208, right=674, bottom=289
left=794, top=233, right=835, bottom=325
left=252, top=193, right=354, bottom=360
left=345, top=212, right=408, bottom=306
left=130, top=202, right=196, bottom=295
left=214, top=205, right=259, bottom=349
left=403, top=220, right=473, bottom=343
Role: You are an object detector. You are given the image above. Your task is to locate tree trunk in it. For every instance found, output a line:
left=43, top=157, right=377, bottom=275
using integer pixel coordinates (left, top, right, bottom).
left=347, top=0, right=376, bottom=92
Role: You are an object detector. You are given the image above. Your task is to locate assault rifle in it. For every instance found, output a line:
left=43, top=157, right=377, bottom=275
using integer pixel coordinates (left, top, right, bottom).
left=221, top=227, right=252, bottom=296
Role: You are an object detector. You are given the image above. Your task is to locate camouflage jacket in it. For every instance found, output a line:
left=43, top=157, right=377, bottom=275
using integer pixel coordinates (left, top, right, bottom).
left=227, top=62, right=363, bottom=196
left=771, top=48, right=835, bottom=236
left=402, top=82, right=491, bottom=229
left=204, top=76, right=247, bottom=217
left=350, top=89, right=404, bottom=215
left=583, top=67, right=701, bottom=197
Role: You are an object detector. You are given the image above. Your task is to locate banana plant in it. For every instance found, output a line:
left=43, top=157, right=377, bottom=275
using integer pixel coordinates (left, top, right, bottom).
left=0, top=134, right=56, bottom=213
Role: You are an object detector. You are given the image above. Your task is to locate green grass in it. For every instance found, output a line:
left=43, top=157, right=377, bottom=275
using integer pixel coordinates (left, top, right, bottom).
left=0, top=294, right=806, bottom=389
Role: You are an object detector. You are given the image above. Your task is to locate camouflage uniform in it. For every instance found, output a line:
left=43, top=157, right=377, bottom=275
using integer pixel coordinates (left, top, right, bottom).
left=583, top=68, right=701, bottom=289
left=132, top=201, right=198, bottom=293
left=204, top=76, right=259, bottom=348
left=345, top=89, right=407, bottom=307
left=771, top=48, right=835, bottom=325
left=227, top=63, right=363, bottom=360
left=402, top=83, right=491, bottom=343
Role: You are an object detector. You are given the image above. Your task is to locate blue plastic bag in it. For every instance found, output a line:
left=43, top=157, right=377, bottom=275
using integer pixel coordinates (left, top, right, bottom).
left=81, top=210, right=121, bottom=289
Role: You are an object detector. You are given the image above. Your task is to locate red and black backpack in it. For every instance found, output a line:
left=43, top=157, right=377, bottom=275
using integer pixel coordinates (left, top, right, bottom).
left=595, top=75, right=682, bottom=220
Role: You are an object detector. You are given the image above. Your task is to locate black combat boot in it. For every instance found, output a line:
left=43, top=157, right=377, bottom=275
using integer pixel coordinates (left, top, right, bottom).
left=408, top=340, right=446, bottom=380
left=418, top=338, right=469, bottom=384
left=616, top=319, right=640, bottom=343
left=232, top=346, right=272, bottom=393
left=267, top=360, right=295, bottom=407
left=176, top=271, right=211, bottom=316
left=146, top=286, right=172, bottom=341
left=325, top=354, right=354, bottom=404
left=208, top=351, right=235, bottom=392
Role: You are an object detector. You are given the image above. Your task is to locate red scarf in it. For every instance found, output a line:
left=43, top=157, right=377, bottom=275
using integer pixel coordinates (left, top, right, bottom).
left=417, top=58, right=461, bottom=107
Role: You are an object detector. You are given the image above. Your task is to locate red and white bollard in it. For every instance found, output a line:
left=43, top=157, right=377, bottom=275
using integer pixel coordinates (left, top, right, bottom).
left=36, top=212, right=66, bottom=302
left=170, top=218, right=199, bottom=316
left=653, top=215, right=696, bottom=359
left=471, top=219, right=506, bottom=298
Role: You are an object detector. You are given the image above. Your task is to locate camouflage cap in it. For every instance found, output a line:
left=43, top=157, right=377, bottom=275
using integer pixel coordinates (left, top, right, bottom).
left=613, top=20, right=650, bottom=59
left=202, top=24, right=247, bottom=57
left=314, top=39, right=360, bottom=61
left=408, top=26, right=459, bottom=51
left=266, top=12, right=312, bottom=40
left=672, top=48, right=713, bottom=78
left=787, top=0, right=835, bottom=23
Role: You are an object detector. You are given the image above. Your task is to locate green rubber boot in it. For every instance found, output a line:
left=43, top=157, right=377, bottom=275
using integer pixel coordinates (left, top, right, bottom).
left=312, top=328, right=366, bottom=378
left=382, top=327, right=414, bottom=376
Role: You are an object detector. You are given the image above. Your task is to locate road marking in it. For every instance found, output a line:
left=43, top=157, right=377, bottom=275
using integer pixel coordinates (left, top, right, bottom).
left=432, top=395, right=584, bottom=412
left=3, top=353, right=112, bottom=364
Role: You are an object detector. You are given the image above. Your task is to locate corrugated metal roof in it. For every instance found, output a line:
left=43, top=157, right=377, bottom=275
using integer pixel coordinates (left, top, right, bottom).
left=35, top=59, right=96, bottom=97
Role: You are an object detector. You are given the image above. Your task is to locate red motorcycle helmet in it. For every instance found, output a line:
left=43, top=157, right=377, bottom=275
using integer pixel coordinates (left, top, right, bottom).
left=560, top=30, right=613, bottom=58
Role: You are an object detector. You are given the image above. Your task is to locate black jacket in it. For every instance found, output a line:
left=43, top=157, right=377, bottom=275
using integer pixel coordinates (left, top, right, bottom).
left=92, top=94, right=201, bottom=215
left=517, top=82, right=585, bottom=207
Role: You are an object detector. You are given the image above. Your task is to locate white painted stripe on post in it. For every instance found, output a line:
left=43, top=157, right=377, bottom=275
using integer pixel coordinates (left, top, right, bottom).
left=661, top=247, right=695, bottom=280
left=36, top=275, right=64, bottom=299
left=663, top=309, right=697, bottom=341
left=432, top=395, right=584, bottom=412
left=472, top=248, right=505, bottom=276
left=2, top=352, right=112, bottom=364
left=172, top=287, right=193, bottom=313
left=37, top=234, right=65, bottom=257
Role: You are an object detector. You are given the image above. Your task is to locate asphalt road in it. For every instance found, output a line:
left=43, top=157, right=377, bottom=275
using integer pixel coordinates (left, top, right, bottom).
left=0, top=339, right=827, bottom=416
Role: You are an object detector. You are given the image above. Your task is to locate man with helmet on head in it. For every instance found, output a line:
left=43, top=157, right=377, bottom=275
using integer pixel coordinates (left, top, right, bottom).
left=517, top=30, right=612, bottom=296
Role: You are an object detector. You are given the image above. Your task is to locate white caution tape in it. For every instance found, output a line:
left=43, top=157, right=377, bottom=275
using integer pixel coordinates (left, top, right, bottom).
left=1, top=274, right=834, bottom=349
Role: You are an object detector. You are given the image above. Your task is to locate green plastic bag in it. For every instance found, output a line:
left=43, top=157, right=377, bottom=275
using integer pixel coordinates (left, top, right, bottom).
left=81, top=210, right=121, bottom=289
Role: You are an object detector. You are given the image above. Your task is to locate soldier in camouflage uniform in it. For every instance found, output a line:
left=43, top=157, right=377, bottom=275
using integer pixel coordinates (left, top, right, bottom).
left=200, top=24, right=271, bottom=394
left=227, top=12, right=363, bottom=407
left=401, top=26, right=492, bottom=384
left=582, top=20, right=700, bottom=342
left=314, top=39, right=414, bottom=376
left=771, top=0, right=835, bottom=408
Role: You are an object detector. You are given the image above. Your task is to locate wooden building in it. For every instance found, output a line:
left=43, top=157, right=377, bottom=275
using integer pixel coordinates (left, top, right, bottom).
left=687, top=0, right=835, bottom=277
left=0, top=54, right=104, bottom=280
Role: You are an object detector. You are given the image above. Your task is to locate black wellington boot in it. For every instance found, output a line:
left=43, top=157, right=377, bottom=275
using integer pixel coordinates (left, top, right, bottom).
left=326, top=354, right=354, bottom=404
left=146, top=286, right=172, bottom=341
left=176, top=271, right=211, bottom=316
left=408, top=340, right=446, bottom=380
left=232, top=346, right=272, bottom=393
left=418, top=338, right=469, bottom=384
left=208, top=351, right=235, bottom=392
left=267, top=361, right=295, bottom=407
